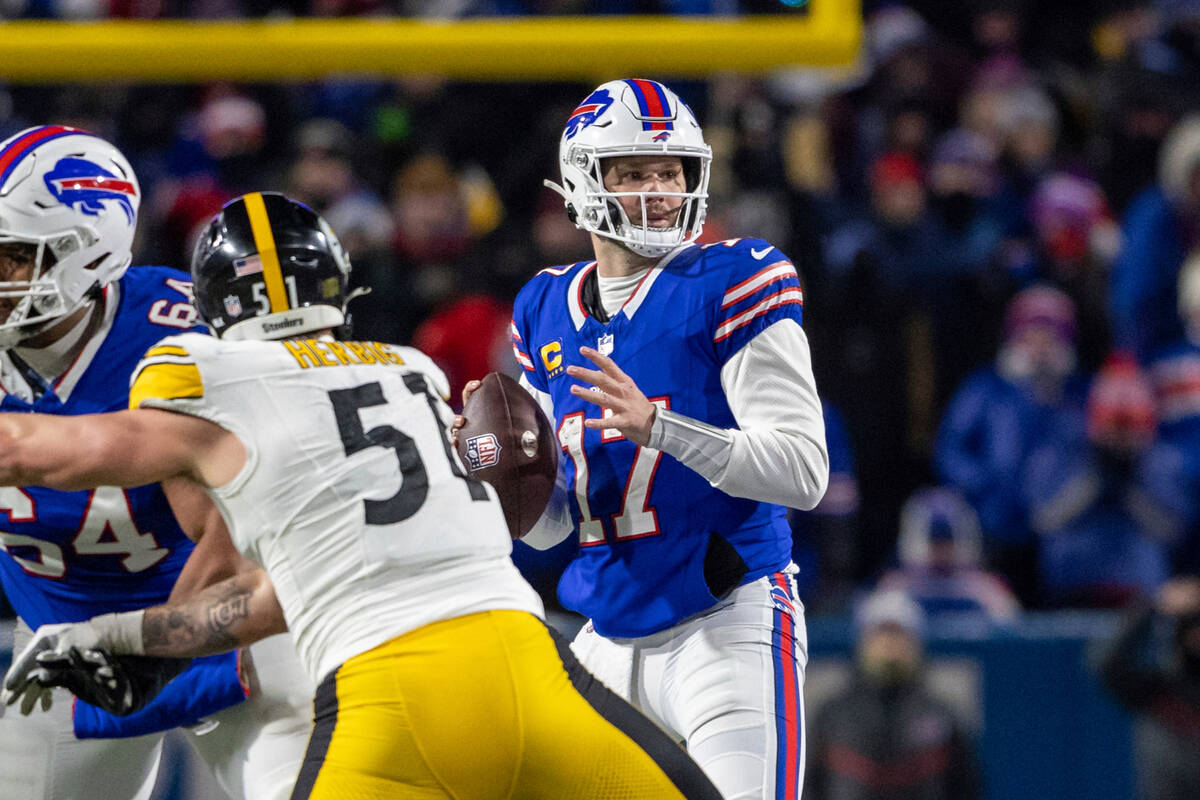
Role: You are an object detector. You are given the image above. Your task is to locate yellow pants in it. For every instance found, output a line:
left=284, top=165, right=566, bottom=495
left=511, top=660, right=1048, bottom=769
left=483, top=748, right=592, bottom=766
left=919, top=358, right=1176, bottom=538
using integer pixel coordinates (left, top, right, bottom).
left=290, top=610, right=720, bottom=800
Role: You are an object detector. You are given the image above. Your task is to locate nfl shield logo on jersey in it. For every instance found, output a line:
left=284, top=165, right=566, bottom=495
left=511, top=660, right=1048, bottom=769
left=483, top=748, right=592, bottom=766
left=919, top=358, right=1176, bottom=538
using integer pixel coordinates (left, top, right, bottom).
left=465, top=433, right=502, bottom=471
left=597, top=333, right=614, bottom=356
left=223, top=295, right=243, bottom=317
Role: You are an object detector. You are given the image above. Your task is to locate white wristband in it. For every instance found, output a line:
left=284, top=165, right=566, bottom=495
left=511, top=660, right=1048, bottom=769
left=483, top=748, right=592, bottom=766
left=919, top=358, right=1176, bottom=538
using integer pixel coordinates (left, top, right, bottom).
left=91, top=610, right=147, bottom=656
left=648, top=408, right=734, bottom=483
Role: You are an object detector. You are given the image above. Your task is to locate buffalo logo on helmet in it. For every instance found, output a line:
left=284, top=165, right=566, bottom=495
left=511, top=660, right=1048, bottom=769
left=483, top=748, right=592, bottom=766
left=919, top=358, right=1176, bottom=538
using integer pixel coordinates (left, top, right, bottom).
left=464, top=433, right=502, bottom=471
left=43, top=157, right=137, bottom=224
left=564, top=89, right=614, bottom=140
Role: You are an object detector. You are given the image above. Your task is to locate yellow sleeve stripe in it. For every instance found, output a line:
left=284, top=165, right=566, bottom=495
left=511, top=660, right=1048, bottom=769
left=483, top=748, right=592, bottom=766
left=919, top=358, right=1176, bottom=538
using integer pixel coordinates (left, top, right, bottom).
left=129, top=362, right=204, bottom=409
left=144, top=344, right=191, bottom=359
left=129, top=352, right=198, bottom=388
left=243, top=192, right=290, bottom=313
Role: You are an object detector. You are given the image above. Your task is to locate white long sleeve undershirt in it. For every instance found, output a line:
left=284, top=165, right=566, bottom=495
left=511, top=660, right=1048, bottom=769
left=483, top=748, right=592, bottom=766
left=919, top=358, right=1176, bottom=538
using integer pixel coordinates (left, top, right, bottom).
left=596, top=269, right=650, bottom=318
left=653, top=317, right=828, bottom=508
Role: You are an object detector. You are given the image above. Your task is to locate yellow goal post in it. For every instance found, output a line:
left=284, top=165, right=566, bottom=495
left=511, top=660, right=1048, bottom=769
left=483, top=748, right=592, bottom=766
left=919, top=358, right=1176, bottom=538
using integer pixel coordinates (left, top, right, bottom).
left=0, top=4, right=860, bottom=83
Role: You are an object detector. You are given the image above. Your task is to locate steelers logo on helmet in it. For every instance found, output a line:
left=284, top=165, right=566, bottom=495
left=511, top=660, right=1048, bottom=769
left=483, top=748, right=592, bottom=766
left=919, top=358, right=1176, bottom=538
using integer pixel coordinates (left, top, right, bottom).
left=545, top=79, right=712, bottom=258
left=191, top=192, right=357, bottom=341
left=0, top=126, right=141, bottom=349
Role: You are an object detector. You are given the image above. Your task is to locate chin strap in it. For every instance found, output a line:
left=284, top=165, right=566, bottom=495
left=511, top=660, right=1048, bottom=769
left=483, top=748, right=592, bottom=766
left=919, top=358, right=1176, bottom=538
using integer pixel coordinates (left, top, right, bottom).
left=543, top=178, right=569, bottom=202
left=544, top=179, right=577, bottom=224
left=339, top=287, right=373, bottom=339
left=345, top=286, right=372, bottom=304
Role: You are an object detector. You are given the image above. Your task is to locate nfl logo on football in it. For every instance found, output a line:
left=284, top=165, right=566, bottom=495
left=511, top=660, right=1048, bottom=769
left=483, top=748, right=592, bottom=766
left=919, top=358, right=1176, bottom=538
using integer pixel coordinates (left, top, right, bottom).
left=465, top=433, right=501, bottom=471
left=224, top=295, right=243, bottom=317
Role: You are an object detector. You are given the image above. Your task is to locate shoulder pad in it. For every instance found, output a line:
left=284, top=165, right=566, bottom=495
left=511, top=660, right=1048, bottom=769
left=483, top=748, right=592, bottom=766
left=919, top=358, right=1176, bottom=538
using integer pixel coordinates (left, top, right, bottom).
left=128, top=333, right=211, bottom=409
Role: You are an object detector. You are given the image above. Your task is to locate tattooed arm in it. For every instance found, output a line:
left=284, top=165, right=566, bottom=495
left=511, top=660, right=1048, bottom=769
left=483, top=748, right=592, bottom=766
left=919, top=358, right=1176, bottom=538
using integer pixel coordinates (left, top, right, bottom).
left=141, top=567, right=287, bottom=658
left=4, top=569, right=285, bottom=698
left=3, top=567, right=287, bottom=713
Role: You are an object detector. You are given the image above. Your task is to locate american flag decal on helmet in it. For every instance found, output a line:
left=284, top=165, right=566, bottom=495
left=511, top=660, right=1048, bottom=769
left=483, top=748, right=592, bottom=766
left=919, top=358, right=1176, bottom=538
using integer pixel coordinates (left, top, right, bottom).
left=233, top=254, right=264, bottom=277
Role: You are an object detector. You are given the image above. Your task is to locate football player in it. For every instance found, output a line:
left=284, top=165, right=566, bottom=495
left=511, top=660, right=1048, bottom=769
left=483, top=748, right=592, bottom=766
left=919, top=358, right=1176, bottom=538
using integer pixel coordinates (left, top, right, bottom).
left=0, top=128, right=312, bottom=800
left=0, top=192, right=723, bottom=800
left=471, top=79, right=829, bottom=800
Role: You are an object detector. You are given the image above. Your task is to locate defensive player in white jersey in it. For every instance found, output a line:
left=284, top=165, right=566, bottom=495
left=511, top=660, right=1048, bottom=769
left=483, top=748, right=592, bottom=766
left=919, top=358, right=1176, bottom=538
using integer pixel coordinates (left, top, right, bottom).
left=0, top=128, right=312, bottom=800
left=462, top=79, right=829, bottom=800
left=0, top=192, right=724, bottom=800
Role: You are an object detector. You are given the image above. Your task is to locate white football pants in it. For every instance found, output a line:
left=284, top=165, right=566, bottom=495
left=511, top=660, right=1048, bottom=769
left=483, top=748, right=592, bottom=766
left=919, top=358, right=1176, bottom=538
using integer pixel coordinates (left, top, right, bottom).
left=571, top=568, right=808, bottom=800
left=0, top=621, right=314, bottom=800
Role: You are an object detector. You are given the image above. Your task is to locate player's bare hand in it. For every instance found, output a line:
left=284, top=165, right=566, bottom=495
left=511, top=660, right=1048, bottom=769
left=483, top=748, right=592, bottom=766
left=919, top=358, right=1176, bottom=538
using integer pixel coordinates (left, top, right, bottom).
left=450, top=380, right=482, bottom=446
left=567, top=346, right=657, bottom=447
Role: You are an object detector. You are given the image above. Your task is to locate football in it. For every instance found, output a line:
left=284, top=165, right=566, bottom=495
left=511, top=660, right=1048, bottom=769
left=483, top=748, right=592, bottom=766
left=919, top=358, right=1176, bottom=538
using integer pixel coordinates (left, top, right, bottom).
left=455, top=372, right=558, bottom=539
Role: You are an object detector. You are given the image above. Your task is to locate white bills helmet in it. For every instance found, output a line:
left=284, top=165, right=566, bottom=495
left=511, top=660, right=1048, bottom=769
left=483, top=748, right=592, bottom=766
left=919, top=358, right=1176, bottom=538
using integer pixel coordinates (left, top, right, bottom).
left=545, top=79, right=712, bottom=258
left=0, top=125, right=140, bottom=348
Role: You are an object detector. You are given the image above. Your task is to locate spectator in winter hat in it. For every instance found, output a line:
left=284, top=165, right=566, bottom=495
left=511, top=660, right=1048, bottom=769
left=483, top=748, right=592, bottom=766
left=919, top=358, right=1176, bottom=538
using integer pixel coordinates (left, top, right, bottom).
left=935, top=285, right=1088, bottom=604
left=1029, top=171, right=1119, bottom=368
left=878, top=486, right=1021, bottom=623
left=870, top=151, right=927, bottom=229
left=806, top=589, right=983, bottom=800
left=1024, top=355, right=1179, bottom=608
left=1030, top=172, right=1119, bottom=273
left=926, top=129, right=1006, bottom=275
left=998, top=284, right=1080, bottom=400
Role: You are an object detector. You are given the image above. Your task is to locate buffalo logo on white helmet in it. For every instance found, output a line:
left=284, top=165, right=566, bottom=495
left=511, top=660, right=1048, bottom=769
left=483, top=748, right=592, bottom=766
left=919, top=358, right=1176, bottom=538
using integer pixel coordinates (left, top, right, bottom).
left=43, top=157, right=138, bottom=224
left=564, top=88, right=615, bottom=140
left=0, top=125, right=140, bottom=349
left=545, top=79, right=712, bottom=258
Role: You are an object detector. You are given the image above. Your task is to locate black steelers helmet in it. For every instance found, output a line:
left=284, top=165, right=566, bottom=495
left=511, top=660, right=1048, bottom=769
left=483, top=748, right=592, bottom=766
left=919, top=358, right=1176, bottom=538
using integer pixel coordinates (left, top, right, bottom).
left=191, top=192, right=356, bottom=340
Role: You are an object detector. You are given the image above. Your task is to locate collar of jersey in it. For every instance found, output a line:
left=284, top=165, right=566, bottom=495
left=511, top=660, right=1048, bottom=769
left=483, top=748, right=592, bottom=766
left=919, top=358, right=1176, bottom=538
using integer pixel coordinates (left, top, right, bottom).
left=43, top=282, right=120, bottom=403
left=566, top=243, right=692, bottom=331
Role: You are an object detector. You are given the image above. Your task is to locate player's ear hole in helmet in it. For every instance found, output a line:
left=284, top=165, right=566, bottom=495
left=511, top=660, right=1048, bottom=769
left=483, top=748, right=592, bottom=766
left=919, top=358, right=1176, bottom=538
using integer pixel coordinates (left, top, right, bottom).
left=190, top=191, right=368, bottom=341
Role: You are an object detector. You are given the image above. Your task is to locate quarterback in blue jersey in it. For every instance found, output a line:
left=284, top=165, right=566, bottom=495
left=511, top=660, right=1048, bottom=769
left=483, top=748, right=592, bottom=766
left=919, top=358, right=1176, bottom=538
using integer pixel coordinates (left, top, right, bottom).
left=471, top=80, right=829, bottom=799
left=0, top=127, right=311, bottom=800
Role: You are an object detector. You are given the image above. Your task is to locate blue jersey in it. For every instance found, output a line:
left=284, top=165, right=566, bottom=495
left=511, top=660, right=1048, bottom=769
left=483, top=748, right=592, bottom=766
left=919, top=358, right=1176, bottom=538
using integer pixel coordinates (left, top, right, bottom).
left=512, top=238, right=804, bottom=637
left=1150, top=338, right=1200, bottom=456
left=0, top=266, right=203, bottom=628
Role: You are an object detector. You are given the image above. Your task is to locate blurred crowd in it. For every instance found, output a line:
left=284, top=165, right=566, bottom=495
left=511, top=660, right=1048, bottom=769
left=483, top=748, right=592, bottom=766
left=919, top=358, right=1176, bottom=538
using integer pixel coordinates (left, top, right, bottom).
left=4, top=0, right=1200, bottom=628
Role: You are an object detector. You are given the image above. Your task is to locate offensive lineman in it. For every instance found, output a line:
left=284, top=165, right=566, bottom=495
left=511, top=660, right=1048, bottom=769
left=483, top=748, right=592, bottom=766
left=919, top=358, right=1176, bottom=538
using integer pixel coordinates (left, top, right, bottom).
left=0, top=127, right=313, bottom=800
left=475, top=79, right=829, bottom=799
left=0, top=192, right=724, bottom=800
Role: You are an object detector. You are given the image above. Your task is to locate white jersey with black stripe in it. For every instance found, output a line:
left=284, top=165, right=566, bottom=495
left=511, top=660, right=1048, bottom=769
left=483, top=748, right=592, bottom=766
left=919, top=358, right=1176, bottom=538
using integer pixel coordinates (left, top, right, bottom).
left=129, top=332, right=543, bottom=682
